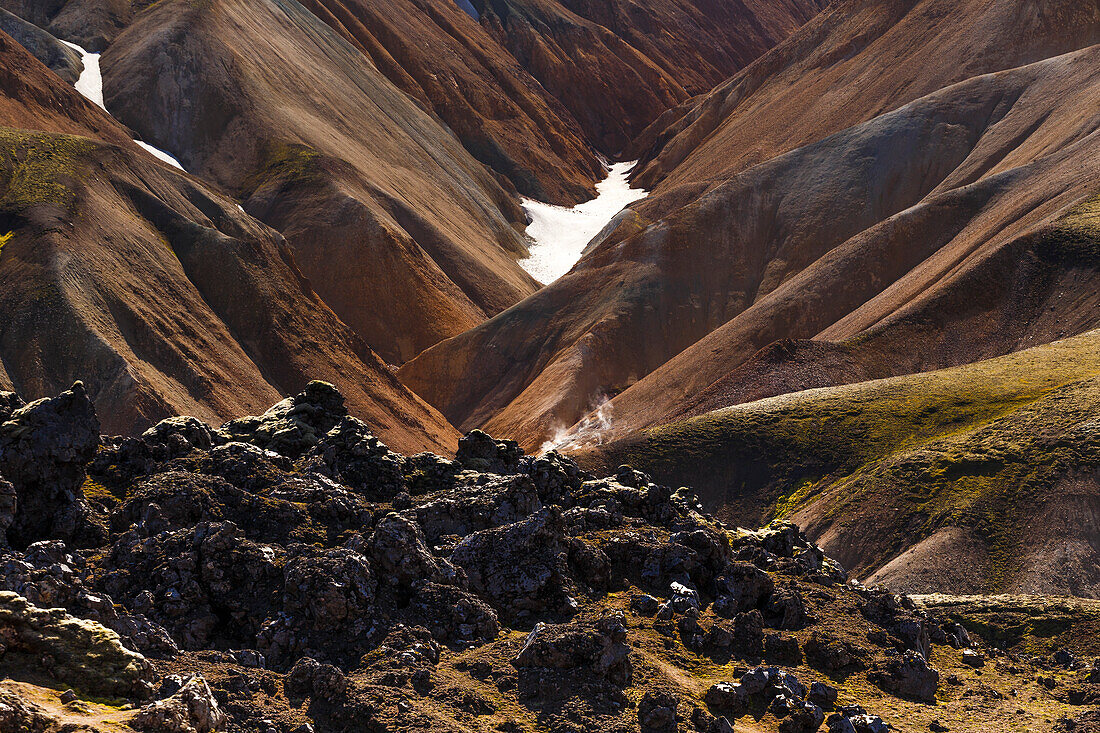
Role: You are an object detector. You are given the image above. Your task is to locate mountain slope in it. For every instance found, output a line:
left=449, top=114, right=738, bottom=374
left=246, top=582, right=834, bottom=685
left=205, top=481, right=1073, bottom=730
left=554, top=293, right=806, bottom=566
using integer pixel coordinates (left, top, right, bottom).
left=101, top=0, right=540, bottom=364
left=0, top=30, right=458, bottom=452
left=476, top=0, right=827, bottom=153
left=298, top=0, right=603, bottom=204
left=631, top=0, right=1100, bottom=190
left=584, top=331, right=1100, bottom=597
left=400, top=34, right=1100, bottom=450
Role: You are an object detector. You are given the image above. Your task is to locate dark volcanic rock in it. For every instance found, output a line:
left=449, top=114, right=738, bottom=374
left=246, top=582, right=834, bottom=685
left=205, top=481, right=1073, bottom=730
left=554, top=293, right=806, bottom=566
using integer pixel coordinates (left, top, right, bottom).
left=450, top=507, right=571, bottom=626
left=0, top=382, right=101, bottom=548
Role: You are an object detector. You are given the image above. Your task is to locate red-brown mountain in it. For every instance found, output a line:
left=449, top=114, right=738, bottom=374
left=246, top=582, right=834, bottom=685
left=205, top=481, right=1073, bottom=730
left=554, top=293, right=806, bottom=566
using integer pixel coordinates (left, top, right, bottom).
left=399, top=0, right=1100, bottom=454
left=100, top=0, right=541, bottom=366
left=0, top=30, right=458, bottom=452
left=298, top=0, right=604, bottom=204
left=475, top=0, right=828, bottom=152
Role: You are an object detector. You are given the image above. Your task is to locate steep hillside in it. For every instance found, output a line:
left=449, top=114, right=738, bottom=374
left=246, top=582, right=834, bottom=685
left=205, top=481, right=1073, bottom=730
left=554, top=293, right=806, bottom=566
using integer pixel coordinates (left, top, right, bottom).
left=400, top=33, right=1100, bottom=450
left=631, top=0, right=1100, bottom=189
left=0, top=31, right=458, bottom=452
left=584, top=331, right=1100, bottom=597
left=0, top=0, right=132, bottom=52
left=298, top=0, right=603, bottom=204
left=476, top=0, right=827, bottom=152
left=101, top=0, right=540, bottom=364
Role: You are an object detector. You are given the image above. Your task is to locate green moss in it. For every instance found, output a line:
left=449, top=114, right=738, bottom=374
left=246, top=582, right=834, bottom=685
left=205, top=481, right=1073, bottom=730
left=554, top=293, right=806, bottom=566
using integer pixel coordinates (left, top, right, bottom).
left=243, top=141, right=324, bottom=195
left=1036, top=193, right=1100, bottom=265
left=0, top=129, right=98, bottom=212
left=0, top=230, right=11, bottom=259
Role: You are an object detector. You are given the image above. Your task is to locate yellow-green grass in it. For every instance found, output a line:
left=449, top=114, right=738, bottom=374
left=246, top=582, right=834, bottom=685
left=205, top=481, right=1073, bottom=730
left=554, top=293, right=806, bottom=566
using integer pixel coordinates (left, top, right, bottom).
left=0, top=128, right=99, bottom=212
left=606, top=331, right=1100, bottom=589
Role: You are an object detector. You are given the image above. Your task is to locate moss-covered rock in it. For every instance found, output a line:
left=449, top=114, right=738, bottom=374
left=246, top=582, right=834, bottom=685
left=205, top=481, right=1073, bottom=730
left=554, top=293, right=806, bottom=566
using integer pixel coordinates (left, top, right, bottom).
left=0, top=591, right=156, bottom=700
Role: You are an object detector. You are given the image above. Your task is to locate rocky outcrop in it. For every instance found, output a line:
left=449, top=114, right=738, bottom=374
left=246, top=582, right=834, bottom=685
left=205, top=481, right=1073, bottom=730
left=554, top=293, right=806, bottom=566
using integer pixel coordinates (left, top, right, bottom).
left=0, top=384, right=1090, bottom=732
left=0, top=591, right=155, bottom=699
left=131, top=674, right=226, bottom=733
left=0, top=382, right=100, bottom=548
left=131, top=673, right=225, bottom=730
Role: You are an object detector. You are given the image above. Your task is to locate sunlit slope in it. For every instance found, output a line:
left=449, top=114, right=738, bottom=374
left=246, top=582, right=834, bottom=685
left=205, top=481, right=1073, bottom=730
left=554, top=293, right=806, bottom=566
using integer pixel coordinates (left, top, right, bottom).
left=587, top=330, right=1100, bottom=597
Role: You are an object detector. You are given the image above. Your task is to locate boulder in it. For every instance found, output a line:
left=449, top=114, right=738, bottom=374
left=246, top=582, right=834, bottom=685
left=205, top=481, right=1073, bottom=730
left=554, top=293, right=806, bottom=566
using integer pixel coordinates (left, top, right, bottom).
left=406, top=474, right=542, bottom=544
left=407, top=582, right=500, bottom=643
left=300, top=417, right=405, bottom=500
left=132, top=674, right=226, bottom=733
left=141, top=417, right=215, bottom=460
left=369, top=513, right=461, bottom=589
left=450, top=508, right=570, bottom=625
left=284, top=657, right=349, bottom=702
left=870, top=650, right=939, bottom=702
left=455, top=430, right=522, bottom=474
left=638, top=689, right=678, bottom=733
left=0, top=382, right=101, bottom=547
left=780, top=700, right=825, bottom=733
left=713, top=562, right=773, bottom=616
left=218, top=381, right=347, bottom=459
left=808, top=681, right=838, bottom=708
left=0, top=687, right=53, bottom=733
left=511, top=617, right=631, bottom=686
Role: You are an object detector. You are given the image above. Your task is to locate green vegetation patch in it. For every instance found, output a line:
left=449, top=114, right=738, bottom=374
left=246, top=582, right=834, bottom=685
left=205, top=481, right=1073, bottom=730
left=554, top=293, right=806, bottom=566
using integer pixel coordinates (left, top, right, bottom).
left=243, top=141, right=325, bottom=196
left=616, top=332, right=1100, bottom=591
left=0, top=128, right=98, bottom=212
left=1033, top=193, right=1100, bottom=265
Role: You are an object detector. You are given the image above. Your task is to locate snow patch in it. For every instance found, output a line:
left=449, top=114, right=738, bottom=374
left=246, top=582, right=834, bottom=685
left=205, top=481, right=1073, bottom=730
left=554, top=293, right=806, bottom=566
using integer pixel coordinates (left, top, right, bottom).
left=61, top=40, right=187, bottom=173
left=520, top=162, right=647, bottom=285
left=133, top=140, right=185, bottom=171
left=60, top=40, right=105, bottom=110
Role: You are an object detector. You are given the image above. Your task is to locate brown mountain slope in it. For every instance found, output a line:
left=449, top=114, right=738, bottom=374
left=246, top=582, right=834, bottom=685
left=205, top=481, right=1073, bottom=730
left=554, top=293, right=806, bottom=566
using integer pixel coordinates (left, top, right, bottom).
left=0, top=31, right=129, bottom=147
left=476, top=0, right=827, bottom=153
left=400, top=39, right=1100, bottom=451
left=0, top=32, right=458, bottom=452
left=581, top=331, right=1100, bottom=597
left=631, top=0, right=1100, bottom=190
left=101, top=0, right=540, bottom=364
left=298, top=0, right=603, bottom=204
left=0, top=0, right=132, bottom=52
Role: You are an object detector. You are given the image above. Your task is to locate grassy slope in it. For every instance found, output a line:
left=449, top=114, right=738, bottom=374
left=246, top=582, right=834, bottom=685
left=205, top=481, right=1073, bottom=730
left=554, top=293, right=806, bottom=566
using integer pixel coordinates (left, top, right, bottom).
left=588, top=328, right=1100, bottom=592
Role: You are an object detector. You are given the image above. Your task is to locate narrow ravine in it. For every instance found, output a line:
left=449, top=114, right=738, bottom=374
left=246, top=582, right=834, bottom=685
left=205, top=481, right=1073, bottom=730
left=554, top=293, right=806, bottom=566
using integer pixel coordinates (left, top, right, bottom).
left=520, top=162, right=647, bottom=284
left=61, top=40, right=186, bottom=172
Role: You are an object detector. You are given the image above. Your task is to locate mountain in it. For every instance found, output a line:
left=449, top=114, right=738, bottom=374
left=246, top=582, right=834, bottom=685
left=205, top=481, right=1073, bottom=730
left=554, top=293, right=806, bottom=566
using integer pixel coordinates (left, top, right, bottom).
left=476, top=0, right=828, bottom=152
left=101, top=0, right=540, bottom=365
left=0, top=0, right=132, bottom=52
left=298, top=0, right=604, bottom=204
left=0, top=31, right=458, bottom=452
left=399, top=0, right=1100, bottom=454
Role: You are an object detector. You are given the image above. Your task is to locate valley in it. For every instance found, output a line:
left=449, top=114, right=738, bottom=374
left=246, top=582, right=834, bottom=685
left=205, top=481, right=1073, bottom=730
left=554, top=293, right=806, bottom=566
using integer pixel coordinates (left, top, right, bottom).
left=0, top=0, right=1097, bottom=731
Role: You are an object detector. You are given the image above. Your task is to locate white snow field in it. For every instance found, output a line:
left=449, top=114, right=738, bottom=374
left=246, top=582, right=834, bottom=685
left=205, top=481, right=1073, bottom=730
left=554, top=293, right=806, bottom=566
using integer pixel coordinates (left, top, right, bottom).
left=133, top=140, right=186, bottom=170
left=520, top=162, right=647, bottom=284
left=61, top=40, right=186, bottom=172
left=60, top=40, right=105, bottom=109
